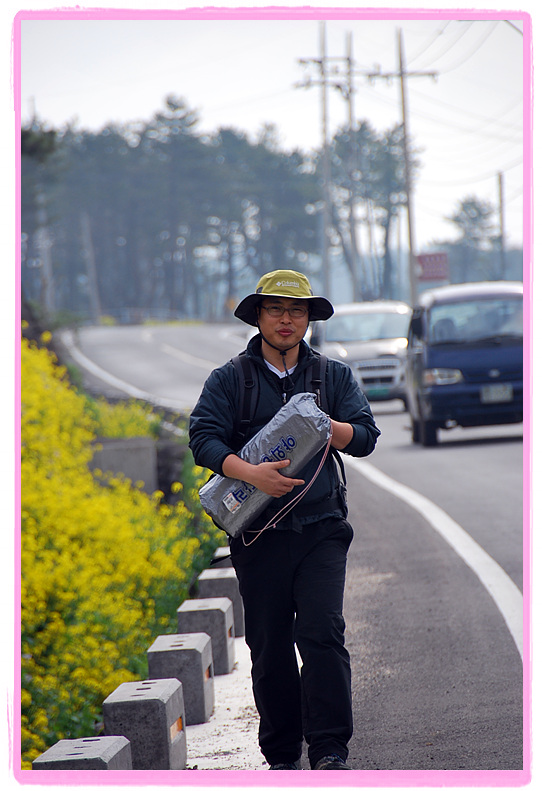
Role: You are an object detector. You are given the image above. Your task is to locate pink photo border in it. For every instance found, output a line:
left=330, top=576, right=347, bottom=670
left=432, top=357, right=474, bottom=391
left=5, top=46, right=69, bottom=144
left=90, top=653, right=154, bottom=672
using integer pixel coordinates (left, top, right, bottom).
left=11, top=5, right=533, bottom=788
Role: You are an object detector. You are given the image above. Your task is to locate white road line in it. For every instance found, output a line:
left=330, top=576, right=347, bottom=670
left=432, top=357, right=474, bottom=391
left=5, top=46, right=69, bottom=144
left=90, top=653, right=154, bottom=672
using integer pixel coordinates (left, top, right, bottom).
left=59, top=331, right=190, bottom=412
left=344, top=457, right=524, bottom=660
left=161, top=343, right=216, bottom=371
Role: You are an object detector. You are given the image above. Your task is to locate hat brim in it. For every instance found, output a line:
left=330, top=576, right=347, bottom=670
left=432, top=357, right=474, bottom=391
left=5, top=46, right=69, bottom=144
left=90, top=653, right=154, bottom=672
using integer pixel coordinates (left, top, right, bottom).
left=234, top=293, right=334, bottom=327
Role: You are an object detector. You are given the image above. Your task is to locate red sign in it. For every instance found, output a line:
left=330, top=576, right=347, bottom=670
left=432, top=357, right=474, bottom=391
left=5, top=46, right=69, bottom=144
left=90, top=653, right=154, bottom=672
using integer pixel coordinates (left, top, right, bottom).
left=416, top=253, right=449, bottom=281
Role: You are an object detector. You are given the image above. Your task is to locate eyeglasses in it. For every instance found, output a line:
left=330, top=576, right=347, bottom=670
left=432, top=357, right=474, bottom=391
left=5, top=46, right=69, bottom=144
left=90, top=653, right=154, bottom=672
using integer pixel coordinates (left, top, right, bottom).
left=260, top=305, right=309, bottom=319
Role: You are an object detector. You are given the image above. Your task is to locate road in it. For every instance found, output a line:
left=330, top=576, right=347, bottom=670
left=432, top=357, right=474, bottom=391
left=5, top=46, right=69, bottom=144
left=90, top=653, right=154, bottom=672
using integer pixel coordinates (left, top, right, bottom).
left=60, top=322, right=526, bottom=774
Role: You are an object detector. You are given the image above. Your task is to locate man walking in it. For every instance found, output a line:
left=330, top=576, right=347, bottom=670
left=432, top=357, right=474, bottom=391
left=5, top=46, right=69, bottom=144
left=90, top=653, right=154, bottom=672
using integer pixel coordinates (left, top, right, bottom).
left=189, top=270, right=380, bottom=770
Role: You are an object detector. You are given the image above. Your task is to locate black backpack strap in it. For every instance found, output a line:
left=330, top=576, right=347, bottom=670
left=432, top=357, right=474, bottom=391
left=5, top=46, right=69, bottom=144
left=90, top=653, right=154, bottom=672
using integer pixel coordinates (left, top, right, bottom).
left=305, top=353, right=329, bottom=414
left=305, top=352, right=347, bottom=513
left=305, top=353, right=346, bottom=490
left=331, top=447, right=347, bottom=484
left=232, top=352, right=259, bottom=447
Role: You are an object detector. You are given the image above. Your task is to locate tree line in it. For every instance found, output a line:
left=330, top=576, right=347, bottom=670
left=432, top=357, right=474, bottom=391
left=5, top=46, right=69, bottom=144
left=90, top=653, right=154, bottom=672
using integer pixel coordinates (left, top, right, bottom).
left=21, top=94, right=521, bottom=326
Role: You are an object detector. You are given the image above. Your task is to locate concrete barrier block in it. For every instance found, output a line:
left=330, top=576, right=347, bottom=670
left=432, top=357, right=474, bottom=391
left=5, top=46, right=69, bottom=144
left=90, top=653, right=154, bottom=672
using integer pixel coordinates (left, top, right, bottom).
left=103, top=678, right=186, bottom=770
left=212, top=546, right=232, bottom=567
left=147, top=633, right=214, bottom=725
left=90, top=436, right=157, bottom=494
left=197, top=568, right=245, bottom=637
left=177, top=597, right=235, bottom=675
left=32, top=736, right=132, bottom=770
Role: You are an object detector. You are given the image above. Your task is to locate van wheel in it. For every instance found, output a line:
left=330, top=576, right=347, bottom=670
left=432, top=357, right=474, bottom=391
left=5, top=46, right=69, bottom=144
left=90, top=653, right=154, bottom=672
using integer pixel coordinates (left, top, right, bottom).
left=411, top=418, right=420, bottom=443
left=420, top=419, right=438, bottom=446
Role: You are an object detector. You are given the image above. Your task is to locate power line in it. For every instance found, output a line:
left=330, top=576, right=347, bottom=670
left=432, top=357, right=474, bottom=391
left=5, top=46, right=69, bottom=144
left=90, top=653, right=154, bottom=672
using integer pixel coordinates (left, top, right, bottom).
left=421, top=156, right=522, bottom=187
left=406, top=21, right=452, bottom=65
left=424, top=143, right=522, bottom=176
left=368, top=86, right=523, bottom=147
left=431, top=21, right=501, bottom=74
left=408, top=20, right=475, bottom=70
left=408, top=84, right=523, bottom=136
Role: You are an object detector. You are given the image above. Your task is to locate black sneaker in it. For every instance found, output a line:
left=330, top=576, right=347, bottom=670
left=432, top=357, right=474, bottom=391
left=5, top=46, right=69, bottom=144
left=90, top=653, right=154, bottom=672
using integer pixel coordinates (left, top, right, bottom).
left=314, top=754, right=352, bottom=770
left=269, top=759, right=301, bottom=770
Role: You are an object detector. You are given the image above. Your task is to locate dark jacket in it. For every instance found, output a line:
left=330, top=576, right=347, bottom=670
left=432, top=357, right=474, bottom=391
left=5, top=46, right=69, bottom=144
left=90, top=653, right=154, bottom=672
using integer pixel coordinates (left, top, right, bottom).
left=189, top=335, right=380, bottom=531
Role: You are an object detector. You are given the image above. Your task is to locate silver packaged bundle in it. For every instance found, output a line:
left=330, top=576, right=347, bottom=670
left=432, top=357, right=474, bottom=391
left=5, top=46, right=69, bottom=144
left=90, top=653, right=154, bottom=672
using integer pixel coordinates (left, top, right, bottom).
left=198, top=392, right=332, bottom=538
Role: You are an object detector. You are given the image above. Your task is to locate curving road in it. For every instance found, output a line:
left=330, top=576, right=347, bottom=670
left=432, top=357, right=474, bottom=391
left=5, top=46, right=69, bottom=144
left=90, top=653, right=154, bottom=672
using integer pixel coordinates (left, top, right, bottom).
left=59, top=322, right=527, bottom=774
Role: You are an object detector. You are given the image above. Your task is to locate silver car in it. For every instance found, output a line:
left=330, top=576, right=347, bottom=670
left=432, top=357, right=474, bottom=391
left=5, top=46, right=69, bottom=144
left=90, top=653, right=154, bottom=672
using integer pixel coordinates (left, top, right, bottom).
left=309, top=301, right=412, bottom=404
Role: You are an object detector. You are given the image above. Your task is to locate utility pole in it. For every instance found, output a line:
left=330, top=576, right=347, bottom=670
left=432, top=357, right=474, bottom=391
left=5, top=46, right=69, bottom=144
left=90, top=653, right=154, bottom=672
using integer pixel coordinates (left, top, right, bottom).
left=345, top=31, right=362, bottom=301
left=366, top=29, right=438, bottom=305
left=398, top=30, right=418, bottom=307
left=297, top=21, right=348, bottom=299
left=320, top=22, right=332, bottom=298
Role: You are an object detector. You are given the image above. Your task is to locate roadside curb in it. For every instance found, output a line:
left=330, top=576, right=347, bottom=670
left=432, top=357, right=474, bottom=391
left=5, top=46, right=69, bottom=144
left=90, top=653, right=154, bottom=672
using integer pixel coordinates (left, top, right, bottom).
left=185, top=638, right=266, bottom=770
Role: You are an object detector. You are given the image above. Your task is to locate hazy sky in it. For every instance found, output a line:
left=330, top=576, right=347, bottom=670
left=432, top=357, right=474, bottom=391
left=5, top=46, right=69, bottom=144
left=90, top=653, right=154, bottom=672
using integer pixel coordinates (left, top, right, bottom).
left=15, top=6, right=529, bottom=253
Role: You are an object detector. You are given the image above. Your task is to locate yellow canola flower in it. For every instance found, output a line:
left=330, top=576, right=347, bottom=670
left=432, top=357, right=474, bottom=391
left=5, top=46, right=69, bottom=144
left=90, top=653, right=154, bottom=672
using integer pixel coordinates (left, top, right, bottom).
left=20, top=337, right=224, bottom=769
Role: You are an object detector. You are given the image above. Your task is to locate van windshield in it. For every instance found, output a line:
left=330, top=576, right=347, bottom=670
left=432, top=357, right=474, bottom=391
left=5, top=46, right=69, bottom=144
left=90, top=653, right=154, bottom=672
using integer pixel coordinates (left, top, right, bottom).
left=326, top=311, right=411, bottom=343
left=428, top=296, right=523, bottom=345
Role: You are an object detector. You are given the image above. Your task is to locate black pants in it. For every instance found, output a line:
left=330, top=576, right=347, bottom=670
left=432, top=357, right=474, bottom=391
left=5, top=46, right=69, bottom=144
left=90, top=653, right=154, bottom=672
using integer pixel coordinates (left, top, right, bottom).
left=230, top=516, right=354, bottom=768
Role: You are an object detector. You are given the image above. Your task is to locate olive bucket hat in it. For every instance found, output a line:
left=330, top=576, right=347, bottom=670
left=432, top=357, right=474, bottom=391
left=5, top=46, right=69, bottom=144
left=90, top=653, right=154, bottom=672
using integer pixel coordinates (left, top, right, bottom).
left=234, top=269, right=334, bottom=327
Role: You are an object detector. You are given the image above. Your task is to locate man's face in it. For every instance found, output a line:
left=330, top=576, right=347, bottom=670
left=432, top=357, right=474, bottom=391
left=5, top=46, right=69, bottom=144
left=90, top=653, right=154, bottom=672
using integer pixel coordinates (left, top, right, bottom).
left=257, top=297, right=310, bottom=351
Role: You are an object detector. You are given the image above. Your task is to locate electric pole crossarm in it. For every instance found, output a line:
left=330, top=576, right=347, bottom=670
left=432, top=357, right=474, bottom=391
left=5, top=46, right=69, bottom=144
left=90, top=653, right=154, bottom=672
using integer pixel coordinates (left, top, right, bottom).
left=365, top=70, right=438, bottom=80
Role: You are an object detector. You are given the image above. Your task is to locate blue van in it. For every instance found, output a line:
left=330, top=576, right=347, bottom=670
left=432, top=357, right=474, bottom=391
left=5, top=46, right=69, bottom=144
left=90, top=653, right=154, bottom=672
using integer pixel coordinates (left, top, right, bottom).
left=405, top=281, right=523, bottom=446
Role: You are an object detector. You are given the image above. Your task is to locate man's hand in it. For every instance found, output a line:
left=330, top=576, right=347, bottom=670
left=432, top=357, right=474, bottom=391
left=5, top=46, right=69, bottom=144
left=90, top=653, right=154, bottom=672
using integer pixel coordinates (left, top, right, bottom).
left=222, top=455, right=305, bottom=498
left=248, top=459, right=305, bottom=498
